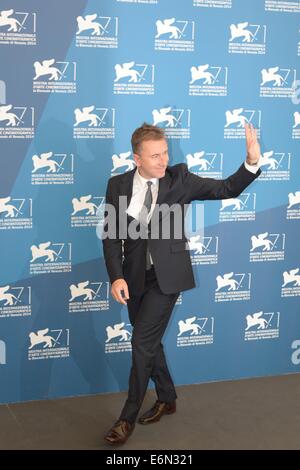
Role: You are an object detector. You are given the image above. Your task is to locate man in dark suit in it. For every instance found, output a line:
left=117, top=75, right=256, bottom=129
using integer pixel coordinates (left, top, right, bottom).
left=102, top=123, right=261, bottom=445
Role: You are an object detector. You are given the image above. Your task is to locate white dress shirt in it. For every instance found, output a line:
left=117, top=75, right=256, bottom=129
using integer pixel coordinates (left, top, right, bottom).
left=244, top=159, right=260, bottom=174
left=126, top=170, right=158, bottom=265
left=126, top=169, right=159, bottom=223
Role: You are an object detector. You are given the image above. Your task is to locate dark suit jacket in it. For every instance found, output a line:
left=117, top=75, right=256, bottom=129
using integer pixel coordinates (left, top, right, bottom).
left=102, top=163, right=261, bottom=295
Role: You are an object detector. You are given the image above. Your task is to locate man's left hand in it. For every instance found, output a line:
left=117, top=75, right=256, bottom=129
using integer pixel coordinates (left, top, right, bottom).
left=245, top=123, right=261, bottom=165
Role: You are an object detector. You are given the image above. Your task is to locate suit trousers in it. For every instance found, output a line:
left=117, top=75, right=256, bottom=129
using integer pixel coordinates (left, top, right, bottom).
left=119, top=266, right=179, bottom=424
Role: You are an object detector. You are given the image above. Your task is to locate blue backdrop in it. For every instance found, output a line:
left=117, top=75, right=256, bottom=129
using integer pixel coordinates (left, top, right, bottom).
left=0, top=0, right=299, bottom=404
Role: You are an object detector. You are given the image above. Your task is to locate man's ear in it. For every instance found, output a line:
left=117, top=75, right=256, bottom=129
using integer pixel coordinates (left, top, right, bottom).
left=133, top=153, right=141, bottom=167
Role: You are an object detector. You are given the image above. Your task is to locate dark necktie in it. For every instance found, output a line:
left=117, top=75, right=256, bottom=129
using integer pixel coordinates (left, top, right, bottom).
left=139, top=181, right=153, bottom=270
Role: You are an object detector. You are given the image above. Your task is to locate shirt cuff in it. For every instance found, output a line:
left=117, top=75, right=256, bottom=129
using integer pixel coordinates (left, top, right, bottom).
left=244, top=160, right=260, bottom=174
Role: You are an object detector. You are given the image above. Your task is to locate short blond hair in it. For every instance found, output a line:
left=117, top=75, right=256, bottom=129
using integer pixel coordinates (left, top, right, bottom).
left=131, top=123, right=166, bottom=154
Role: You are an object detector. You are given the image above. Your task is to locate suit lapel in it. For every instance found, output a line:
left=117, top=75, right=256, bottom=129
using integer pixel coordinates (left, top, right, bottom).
left=150, top=169, right=172, bottom=224
left=156, top=170, right=171, bottom=206
left=119, top=167, right=136, bottom=207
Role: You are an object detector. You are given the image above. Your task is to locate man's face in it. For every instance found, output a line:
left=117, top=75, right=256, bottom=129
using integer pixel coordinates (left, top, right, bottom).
left=133, top=139, right=169, bottom=179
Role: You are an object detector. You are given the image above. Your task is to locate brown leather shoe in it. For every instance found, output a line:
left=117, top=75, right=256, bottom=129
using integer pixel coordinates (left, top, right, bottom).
left=104, top=419, right=135, bottom=445
left=138, top=400, right=176, bottom=425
